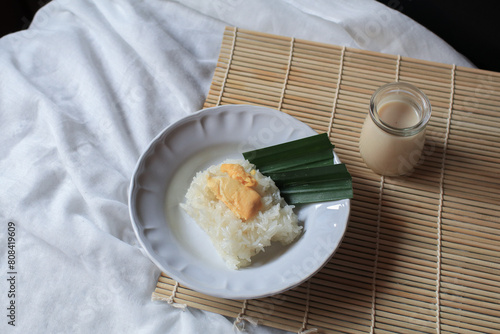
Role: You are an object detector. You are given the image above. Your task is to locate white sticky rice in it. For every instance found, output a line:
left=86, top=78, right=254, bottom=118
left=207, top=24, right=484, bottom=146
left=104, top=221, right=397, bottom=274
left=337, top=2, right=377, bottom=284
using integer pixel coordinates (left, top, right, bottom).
left=180, top=159, right=302, bottom=269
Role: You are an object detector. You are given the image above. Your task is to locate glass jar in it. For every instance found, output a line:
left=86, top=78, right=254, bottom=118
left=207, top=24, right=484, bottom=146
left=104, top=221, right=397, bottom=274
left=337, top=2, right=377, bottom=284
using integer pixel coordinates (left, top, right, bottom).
left=359, top=82, right=431, bottom=176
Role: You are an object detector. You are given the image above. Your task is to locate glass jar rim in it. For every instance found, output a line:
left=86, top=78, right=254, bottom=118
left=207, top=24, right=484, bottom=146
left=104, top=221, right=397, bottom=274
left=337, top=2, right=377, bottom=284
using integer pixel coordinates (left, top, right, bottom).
left=369, top=82, right=431, bottom=137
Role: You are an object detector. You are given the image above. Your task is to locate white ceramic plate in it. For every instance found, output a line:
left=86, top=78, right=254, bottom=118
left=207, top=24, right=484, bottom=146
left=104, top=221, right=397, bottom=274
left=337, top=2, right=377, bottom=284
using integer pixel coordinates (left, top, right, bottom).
left=129, top=105, right=350, bottom=299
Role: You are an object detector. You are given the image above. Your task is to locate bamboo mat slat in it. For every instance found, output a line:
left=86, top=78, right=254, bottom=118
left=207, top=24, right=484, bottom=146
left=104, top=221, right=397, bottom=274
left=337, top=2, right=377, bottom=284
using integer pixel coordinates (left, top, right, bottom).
left=153, top=27, right=500, bottom=333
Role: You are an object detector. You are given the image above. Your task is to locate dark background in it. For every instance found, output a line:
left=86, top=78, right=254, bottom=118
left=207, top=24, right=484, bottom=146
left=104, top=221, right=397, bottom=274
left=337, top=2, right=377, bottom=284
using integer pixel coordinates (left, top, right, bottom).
left=1, top=0, right=499, bottom=72
left=376, top=0, right=500, bottom=72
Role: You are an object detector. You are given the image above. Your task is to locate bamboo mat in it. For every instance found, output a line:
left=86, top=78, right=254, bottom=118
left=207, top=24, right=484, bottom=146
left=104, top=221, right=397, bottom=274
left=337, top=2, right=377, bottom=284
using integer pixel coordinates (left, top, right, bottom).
left=153, top=27, right=500, bottom=333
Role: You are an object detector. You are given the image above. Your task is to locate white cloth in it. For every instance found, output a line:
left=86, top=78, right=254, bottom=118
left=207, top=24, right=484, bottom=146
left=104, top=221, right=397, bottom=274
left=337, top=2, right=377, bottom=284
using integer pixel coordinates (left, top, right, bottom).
left=0, top=0, right=473, bottom=333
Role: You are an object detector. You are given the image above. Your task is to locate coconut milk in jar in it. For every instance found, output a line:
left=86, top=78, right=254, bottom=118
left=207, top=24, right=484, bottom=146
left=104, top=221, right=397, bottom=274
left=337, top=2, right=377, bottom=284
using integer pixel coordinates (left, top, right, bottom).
left=359, top=82, right=431, bottom=176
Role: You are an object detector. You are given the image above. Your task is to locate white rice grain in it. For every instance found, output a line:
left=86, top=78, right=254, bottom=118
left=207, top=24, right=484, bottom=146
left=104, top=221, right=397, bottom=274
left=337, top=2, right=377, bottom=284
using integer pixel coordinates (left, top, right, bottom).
left=180, top=159, right=302, bottom=269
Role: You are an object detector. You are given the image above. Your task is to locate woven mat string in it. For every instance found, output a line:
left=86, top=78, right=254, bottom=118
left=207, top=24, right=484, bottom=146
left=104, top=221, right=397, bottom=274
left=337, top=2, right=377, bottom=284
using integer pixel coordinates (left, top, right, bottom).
left=233, top=299, right=259, bottom=331
left=297, top=280, right=318, bottom=334
left=166, top=281, right=187, bottom=310
left=327, top=46, right=346, bottom=138
left=216, top=26, right=237, bottom=106
left=151, top=280, right=187, bottom=310
left=435, top=63, right=456, bottom=333
left=395, top=54, right=401, bottom=81
left=277, top=37, right=295, bottom=111
left=369, top=175, right=385, bottom=333
left=368, top=55, right=399, bottom=334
